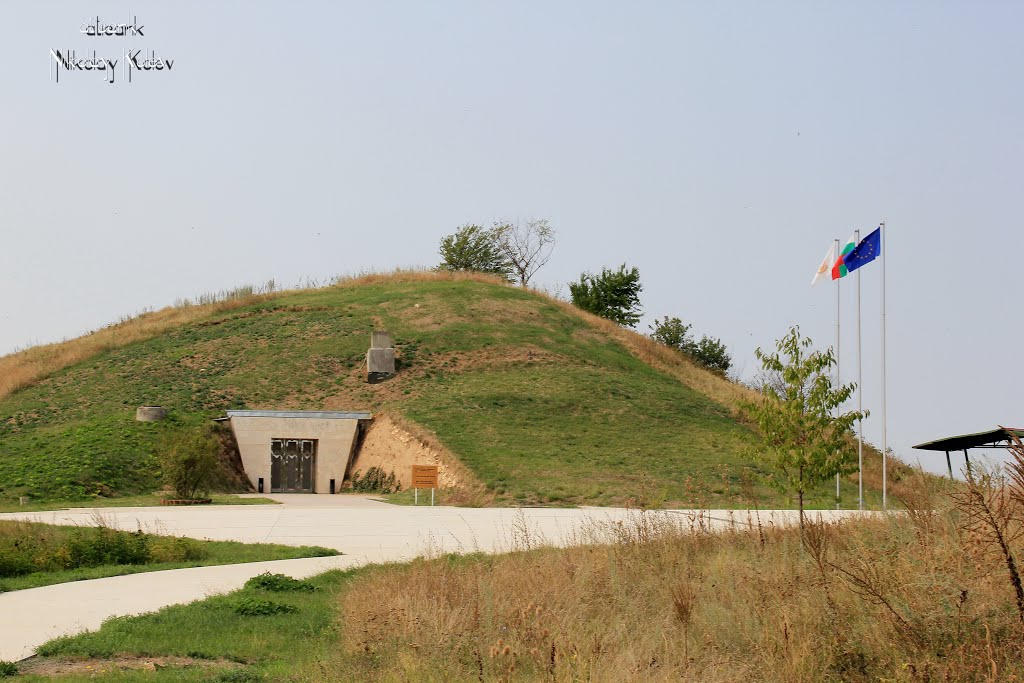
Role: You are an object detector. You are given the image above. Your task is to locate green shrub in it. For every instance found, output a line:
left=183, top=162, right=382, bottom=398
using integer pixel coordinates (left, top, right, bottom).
left=232, top=597, right=298, bottom=616
left=150, top=536, right=209, bottom=563
left=60, top=526, right=151, bottom=569
left=0, top=522, right=199, bottom=576
left=0, top=545, right=35, bottom=577
left=244, top=572, right=317, bottom=592
left=649, top=316, right=733, bottom=376
left=0, top=661, right=18, bottom=677
left=350, top=466, right=399, bottom=494
left=159, top=425, right=220, bottom=500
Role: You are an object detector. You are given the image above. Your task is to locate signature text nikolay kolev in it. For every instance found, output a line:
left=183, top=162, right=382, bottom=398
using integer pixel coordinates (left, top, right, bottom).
left=50, top=16, right=175, bottom=84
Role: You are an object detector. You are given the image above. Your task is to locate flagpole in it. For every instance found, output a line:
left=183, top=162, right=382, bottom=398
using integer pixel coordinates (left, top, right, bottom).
left=881, top=221, right=887, bottom=510
left=835, top=238, right=841, bottom=506
left=856, top=228, right=863, bottom=511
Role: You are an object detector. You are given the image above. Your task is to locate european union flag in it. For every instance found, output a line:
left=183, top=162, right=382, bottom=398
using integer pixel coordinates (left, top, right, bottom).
left=845, top=227, right=881, bottom=273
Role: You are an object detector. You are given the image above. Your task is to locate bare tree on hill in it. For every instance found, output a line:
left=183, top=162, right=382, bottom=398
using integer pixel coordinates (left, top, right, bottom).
left=492, top=219, right=556, bottom=287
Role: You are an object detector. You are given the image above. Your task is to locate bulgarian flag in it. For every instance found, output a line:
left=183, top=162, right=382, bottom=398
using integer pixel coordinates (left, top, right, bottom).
left=831, top=233, right=858, bottom=279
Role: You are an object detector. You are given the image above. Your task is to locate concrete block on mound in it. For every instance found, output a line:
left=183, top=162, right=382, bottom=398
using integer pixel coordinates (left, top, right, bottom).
left=136, top=406, right=168, bottom=422
left=367, top=330, right=396, bottom=383
left=367, top=348, right=396, bottom=383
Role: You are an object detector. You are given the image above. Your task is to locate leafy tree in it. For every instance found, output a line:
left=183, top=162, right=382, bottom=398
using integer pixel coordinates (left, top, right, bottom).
left=690, top=336, right=732, bottom=376
left=649, top=316, right=732, bottom=376
left=159, top=425, right=220, bottom=501
left=744, top=326, right=863, bottom=528
left=570, top=264, right=643, bottom=327
left=649, top=316, right=692, bottom=349
left=437, top=224, right=513, bottom=279
left=491, top=219, right=556, bottom=287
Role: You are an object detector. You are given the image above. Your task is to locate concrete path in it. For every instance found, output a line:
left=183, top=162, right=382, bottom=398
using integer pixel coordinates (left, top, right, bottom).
left=0, top=498, right=867, bottom=661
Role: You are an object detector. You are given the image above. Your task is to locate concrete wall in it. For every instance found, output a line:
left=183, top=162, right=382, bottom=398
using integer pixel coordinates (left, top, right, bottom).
left=229, top=416, right=361, bottom=494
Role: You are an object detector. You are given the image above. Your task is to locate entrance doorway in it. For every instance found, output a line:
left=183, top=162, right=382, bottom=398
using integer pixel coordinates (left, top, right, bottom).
left=270, top=438, right=317, bottom=492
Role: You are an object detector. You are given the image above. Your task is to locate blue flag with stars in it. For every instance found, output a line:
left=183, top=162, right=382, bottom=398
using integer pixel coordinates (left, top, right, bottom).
left=845, top=227, right=881, bottom=273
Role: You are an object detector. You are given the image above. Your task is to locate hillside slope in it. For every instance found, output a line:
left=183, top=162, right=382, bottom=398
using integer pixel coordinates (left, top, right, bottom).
left=0, top=273, right=896, bottom=507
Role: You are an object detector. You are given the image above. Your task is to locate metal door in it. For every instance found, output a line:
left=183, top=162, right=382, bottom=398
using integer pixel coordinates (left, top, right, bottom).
left=270, top=438, right=316, bottom=492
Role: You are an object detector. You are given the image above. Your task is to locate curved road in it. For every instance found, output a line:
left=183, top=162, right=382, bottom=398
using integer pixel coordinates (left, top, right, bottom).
left=0, top=495, right=864, bottom=661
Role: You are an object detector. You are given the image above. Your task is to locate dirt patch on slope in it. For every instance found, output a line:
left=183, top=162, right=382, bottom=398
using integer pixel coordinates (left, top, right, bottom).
left=17, top=655, right=243, bottom=677
left=350, top=414, right=481, bottom=493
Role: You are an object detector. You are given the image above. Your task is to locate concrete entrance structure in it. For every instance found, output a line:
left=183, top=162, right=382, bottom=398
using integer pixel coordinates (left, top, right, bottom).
left=225, top=410, right=372, bottom=494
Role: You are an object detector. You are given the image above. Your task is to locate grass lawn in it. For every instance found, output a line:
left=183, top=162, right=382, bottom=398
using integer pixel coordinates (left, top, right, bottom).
left=12, top=570, right=350, bottom=682
left=0, top=520, right=336, bottom=593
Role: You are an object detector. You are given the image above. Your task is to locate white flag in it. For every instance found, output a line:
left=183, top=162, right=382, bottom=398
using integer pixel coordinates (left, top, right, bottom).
left=811, top=242, right=837, bottom=286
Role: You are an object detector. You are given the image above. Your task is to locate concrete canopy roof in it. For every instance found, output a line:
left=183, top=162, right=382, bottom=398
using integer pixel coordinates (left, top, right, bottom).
left=224, top=410, right=373, bottom=420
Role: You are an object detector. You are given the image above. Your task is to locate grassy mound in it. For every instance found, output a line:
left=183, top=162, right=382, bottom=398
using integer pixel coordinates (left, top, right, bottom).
left=0, top=272, right=892, bottom=507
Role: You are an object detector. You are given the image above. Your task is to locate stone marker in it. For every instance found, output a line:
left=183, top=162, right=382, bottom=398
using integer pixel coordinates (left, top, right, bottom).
left=136, top=406, right=168, bottom=422
left=367, top=330, right=396, bottom=383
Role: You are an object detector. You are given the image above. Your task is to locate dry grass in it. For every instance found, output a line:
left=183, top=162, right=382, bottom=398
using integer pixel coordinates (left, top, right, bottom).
left=329, top=475, right=1024, bottom=681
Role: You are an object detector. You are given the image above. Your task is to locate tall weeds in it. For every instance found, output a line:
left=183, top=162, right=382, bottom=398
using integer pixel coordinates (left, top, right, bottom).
left=327, top=478, right=1024, bottom=681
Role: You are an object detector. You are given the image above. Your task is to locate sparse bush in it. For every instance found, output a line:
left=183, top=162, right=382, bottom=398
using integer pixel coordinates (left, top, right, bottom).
left=159, top=425, right=220, bottom=501
left=350, top=466, right=400, bottom=494
left=245, top=572, right=317, bottom=592
left=649, top=315, right=733, bottom=375
left=232, top=597, right=298, bottom=616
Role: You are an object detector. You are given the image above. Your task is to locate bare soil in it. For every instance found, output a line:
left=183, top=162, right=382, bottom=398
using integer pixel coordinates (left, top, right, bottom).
left=349, top=413, right=467, bottom=490
left=17, top=654, right=243, bottom=676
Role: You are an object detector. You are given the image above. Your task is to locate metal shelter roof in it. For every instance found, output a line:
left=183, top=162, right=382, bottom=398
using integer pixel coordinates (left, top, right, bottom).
left=912, top=427, right=1024, bottom=452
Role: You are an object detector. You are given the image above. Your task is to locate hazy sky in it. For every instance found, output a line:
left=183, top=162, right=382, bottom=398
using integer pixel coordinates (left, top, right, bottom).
left=2, top=2, right=1021, bottom=475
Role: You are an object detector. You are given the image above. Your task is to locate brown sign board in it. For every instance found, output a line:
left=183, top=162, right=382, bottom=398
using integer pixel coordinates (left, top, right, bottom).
left=411, top=465, right=439, bottom=489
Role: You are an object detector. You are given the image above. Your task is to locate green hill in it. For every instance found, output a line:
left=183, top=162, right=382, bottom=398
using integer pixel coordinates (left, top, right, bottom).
left=0, top=272, right=894, bottom=508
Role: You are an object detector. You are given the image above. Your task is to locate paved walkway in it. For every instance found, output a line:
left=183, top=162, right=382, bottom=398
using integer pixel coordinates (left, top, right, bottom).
left=0, top=497, right=867, bottom=661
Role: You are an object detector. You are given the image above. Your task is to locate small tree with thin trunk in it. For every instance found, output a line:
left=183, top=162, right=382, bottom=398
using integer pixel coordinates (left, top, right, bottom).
left=744, top=326, right=863, bottom=528
left=160, top=425, right=220, bottom=501
left=491, top=219, right=556, bottom=287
